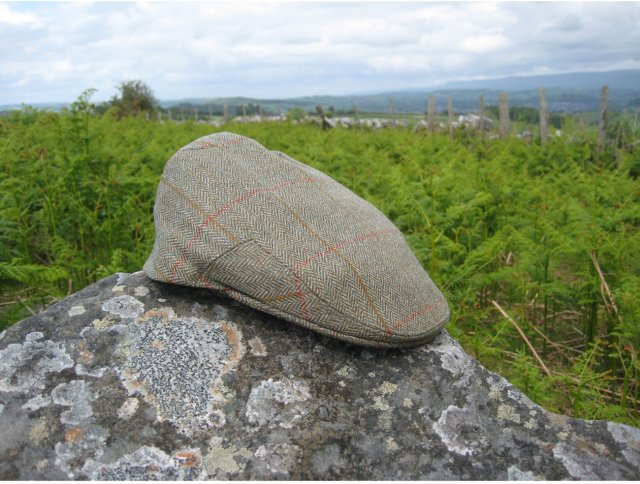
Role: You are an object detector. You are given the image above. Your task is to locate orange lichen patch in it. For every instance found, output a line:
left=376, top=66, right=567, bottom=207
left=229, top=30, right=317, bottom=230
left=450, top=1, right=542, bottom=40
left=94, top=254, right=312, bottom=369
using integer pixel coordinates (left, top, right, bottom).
left=78, top=350, right=93, bottom=365
left=175, top=450, right=201, bottom=468
left=138, top=308, right=175, bottom=325
left=64, top=427, right=84, bottom=443
left=218, top=321, right=245, bottom=374
left=152, top=339, right=166, bottom=351
left=121, top=370, right=158, bottom=405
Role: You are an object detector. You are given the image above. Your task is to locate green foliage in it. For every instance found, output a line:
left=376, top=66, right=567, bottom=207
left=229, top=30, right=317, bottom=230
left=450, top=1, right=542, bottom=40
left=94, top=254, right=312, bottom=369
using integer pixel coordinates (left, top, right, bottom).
left=1, top=92, right=639, bottom=427
left=101, top=80, right=158, bottom=118
left=286, top=107, right=306, bottom=121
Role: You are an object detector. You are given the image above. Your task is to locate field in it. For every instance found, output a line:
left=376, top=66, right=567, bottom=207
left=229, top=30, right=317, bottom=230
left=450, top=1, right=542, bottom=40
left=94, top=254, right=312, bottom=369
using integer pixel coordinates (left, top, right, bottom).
left=1, top=97, right=639, bottom=427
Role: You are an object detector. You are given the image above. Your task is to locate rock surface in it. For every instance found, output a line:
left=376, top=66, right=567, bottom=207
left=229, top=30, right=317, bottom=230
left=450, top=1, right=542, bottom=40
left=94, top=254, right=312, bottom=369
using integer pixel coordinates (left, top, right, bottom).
left=1, top=271, right=639, bottom=480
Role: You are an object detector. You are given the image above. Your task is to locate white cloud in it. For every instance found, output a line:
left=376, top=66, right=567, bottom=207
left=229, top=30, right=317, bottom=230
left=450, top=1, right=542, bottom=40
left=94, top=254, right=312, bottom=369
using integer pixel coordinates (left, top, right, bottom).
left=0, top=3, right=40, bottom=26
left=0, top=2, right=639, bottom=104
left=460, top=34, right=510, bottom=54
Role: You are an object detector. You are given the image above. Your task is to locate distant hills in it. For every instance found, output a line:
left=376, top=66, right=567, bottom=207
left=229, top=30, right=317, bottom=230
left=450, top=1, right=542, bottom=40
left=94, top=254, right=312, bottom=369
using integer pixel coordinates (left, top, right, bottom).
left=150, top=69, right=640, bottom=115
left=427, top=69, right=640, bottom=91
left=3, top=70, right=639, bottom=115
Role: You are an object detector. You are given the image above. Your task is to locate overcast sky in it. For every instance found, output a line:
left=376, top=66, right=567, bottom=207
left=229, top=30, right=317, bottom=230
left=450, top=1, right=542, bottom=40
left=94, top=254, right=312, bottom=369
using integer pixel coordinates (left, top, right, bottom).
left=2, top=1, right=640, bottom=105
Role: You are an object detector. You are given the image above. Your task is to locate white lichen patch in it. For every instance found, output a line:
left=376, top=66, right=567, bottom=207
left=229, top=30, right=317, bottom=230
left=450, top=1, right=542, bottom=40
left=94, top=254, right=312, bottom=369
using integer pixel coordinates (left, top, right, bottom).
left=507, top=465, right=538, bottom=480
left=377, top=410, right=393, bottom=431
left=119, top=312, right=243, bottom=436
left=427, top=333, right=474, bottom=387
left=254, top=443, right=300, bottom=477
left=370, top=381, right=397, bottom=414
left=0, top=329, right=5, bottom=341
left=26, top=331, right=43, bottom=342
left=403, top=397, right=413, bottom=408
left=68, top=306, right=86, bottom=317
left=75, top=364, right=107, bottom=378
left=552, top=442, right=624, bottom=480
left=101, top=296, right=145, bottom=321
left=93, top=445, right=205, bottom=480
left=54, top=425, right=108, bottom=478
left=507, top=388, right=538, bottom=409
left=497, top=404, right=521, bottom=424
left=207, top=409, right=226, bottom=428
left=379, top=381, right=397, bottom=395
left=29, top=417, right=49, bottom=445
left=433, top=404, right=486, bottom=456
left=369, top=381, right=396, bottom=431
left=115, top=272, right=129, bottom=284
left=248, top=337, right=267, bottom=356
left=111, top=285, right=125, bottom=293
left=117, top=398, right=139, bottom=420
left=607, top=422, right=640, bottom=467
left=92, top=318, right=114, bottom=330
left=0, top=332, right=74, bottom=393
left=23, top=394, right=52, bottom=411
left=372, top=396, right=390, bottom=411
left=245, top=378, right=311, bottom=428
left=524, top=418, right=538, bottom=430
left=488, top=385, right=503, bottom=401
left=52, top=380, right=95, bottom=425
left=0, top=403, right=4, bottom=415
left=133, top=286, right=149, bottom=297
left=336, top=365, right=353, bottom=377
left=205, top=443, right=252, bottom=475
left=385, top=436, right=399, bottom=452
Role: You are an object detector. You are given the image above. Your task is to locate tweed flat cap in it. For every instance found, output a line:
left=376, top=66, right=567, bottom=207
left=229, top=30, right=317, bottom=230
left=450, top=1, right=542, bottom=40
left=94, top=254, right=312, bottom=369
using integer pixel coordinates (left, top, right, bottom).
left=144, top=132, right=449, bottom=347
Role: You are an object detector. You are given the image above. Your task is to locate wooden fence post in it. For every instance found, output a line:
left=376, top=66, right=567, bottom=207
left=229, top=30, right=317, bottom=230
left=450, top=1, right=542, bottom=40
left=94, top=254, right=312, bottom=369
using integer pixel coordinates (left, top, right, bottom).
left=598, top=85, right=609, bottom=151
left=208, top=105, right=212, bottom=121
left=390, top=97, right=396, bottom=127
left=499, top=92, right=510, bottom=138
left=478, top=95, right=485, bottom=137
left=428, top=96, right=436, bottom=132
left=242, top=104, right=247, bottom=120
left=539, top=87, right=549, bottom=145
left=223, top=102, right=229, bottom=122
left=448, top=96, right=453, bottom=138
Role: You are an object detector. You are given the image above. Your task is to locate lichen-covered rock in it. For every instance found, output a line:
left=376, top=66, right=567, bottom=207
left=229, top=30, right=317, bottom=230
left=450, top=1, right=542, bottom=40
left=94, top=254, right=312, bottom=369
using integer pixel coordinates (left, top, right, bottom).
left=0, top=272, right=638, bottom=480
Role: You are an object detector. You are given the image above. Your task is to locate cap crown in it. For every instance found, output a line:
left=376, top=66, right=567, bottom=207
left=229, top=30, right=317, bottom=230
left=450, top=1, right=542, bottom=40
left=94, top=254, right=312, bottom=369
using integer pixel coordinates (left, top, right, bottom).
left=144, top=132, right=449, bottom=347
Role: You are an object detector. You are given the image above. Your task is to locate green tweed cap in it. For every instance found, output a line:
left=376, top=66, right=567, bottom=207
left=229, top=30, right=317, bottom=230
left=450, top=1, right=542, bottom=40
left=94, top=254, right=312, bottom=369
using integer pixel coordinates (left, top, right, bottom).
left=143, top=132, right=449, bottom=347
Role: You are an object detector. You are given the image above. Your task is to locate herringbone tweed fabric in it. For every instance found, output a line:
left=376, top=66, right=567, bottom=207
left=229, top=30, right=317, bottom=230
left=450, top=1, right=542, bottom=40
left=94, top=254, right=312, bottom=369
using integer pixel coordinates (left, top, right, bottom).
left=144, top=132, right=449, bottom=347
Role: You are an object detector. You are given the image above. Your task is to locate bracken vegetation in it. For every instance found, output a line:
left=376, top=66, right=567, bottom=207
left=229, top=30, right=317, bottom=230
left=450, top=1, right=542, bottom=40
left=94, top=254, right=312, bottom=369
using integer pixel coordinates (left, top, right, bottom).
left=1, top=90, right=639, bottom=427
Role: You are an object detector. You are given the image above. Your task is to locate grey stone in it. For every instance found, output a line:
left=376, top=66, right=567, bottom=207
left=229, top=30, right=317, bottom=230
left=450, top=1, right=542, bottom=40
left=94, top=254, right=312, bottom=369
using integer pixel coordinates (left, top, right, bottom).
left=0, top=271, right=638, bottom=480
